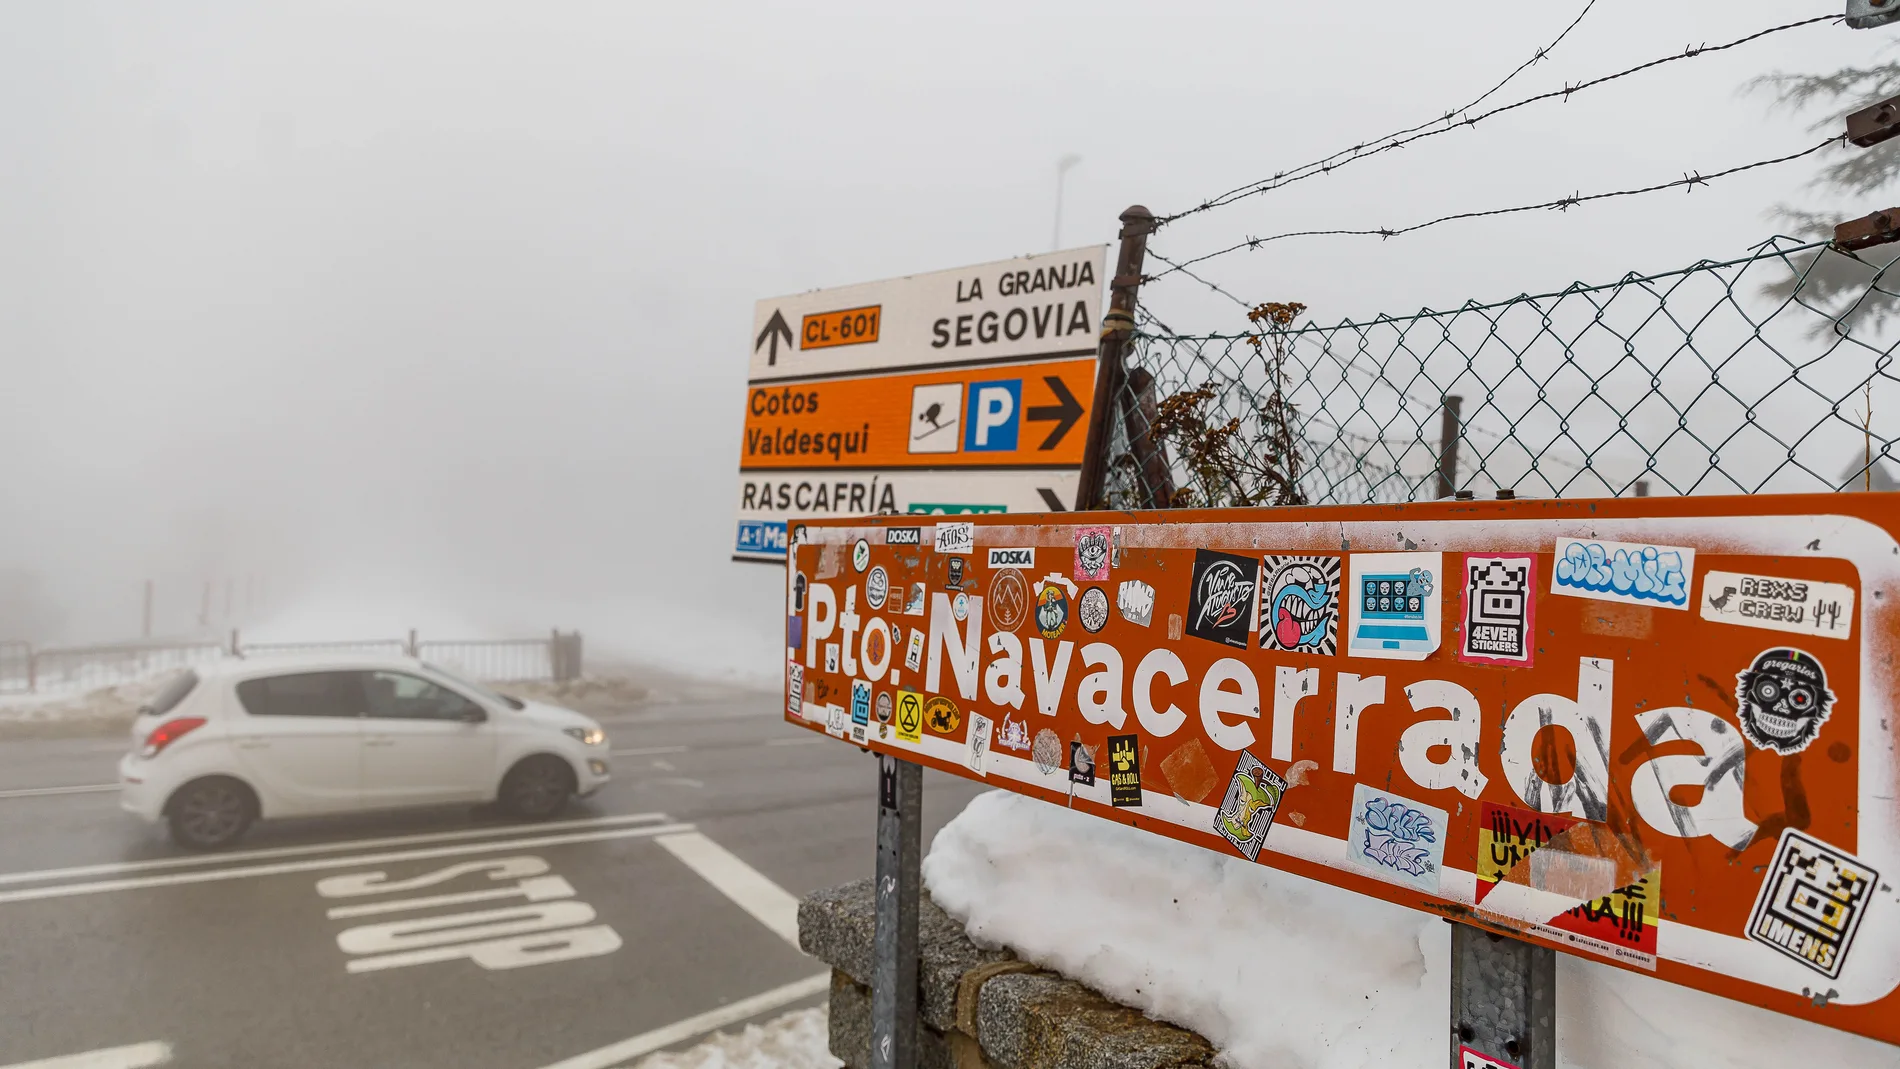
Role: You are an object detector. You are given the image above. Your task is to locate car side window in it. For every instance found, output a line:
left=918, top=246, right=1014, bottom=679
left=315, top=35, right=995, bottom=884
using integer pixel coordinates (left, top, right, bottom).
left=361, top=671, right=481, bottom=721
left=235, top=672, right=361, bottom=718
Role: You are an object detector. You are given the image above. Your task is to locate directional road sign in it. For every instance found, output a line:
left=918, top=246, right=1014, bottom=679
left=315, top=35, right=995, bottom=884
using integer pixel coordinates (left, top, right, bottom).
left=733, top=246, right=1108, bottom=562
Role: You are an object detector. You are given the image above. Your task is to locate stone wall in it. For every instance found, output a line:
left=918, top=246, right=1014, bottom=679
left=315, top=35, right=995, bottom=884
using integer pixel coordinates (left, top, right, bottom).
left=798, top=879, right=1216, bottom=1069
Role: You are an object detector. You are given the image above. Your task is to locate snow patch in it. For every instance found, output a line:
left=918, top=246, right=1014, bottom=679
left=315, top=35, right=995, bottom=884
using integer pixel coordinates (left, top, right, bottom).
left=632, top=1006, right=837, bottom=1069
left=922, top=790, right=1900, bottom=1069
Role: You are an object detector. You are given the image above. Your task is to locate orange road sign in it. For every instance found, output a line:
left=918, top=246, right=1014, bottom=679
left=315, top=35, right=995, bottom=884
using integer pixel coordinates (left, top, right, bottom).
left=740, top=357, right=1094, bottom=471
left=781, top=493, right=1900, bottom=1046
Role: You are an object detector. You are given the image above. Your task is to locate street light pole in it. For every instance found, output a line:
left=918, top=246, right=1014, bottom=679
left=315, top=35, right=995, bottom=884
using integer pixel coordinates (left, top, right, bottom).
left=1052, top=154, right=1081, bottom=251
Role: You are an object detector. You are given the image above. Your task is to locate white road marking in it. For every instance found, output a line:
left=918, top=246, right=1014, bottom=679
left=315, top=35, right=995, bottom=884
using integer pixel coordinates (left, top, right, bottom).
left=0, top=811, right=671, bottom=888
left=611, top=744, right=689, bottom=757
left=0, top=1042, right=173, bottom=1069
left=535, top=973, right=829, bottom=1069
left=656, top=831, right=802, bottom=948
left=325, top=875, right=576, bottom=919
left=0, top=783, right=118, bottom=800
left=0, top=822, right=692, bottom=906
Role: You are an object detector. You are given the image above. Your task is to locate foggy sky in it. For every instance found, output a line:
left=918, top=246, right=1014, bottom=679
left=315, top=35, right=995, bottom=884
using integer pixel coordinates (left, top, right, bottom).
left=0, top=2, right=1881, bottom=679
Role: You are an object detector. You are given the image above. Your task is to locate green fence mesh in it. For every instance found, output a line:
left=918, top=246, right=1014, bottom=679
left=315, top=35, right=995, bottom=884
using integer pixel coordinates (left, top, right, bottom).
left=1103, top=235, right=1900, bottom=509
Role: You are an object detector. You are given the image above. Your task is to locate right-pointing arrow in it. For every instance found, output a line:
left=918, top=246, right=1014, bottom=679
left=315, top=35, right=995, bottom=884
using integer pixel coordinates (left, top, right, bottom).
left=1026, top=375, right=1084, bottom=450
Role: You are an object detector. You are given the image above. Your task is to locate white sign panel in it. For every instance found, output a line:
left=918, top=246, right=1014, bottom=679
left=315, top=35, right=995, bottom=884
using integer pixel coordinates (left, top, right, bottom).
left=748, top=246, right=1109, bottom=382
left=734, top=469, right=1080, bottom=559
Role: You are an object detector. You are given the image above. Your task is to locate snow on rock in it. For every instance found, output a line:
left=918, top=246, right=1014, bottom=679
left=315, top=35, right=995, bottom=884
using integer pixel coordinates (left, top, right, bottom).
left=922, top=790, right=1900, bottom=1069
left=632, top=1006, right=837, bottom=1069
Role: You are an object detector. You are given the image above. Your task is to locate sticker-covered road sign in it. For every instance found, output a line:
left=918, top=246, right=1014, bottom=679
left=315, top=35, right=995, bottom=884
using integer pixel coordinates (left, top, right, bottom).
left=779, top=493, right=1900, bottom=1047
left=733, top=247, right=1107, bottom=562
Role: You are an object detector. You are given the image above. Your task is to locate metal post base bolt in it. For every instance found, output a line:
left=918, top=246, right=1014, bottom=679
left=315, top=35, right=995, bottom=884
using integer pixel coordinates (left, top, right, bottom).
left=1450, top=922, right=1555, bottom=1069
left=871, top=754, right=923, bottom=1069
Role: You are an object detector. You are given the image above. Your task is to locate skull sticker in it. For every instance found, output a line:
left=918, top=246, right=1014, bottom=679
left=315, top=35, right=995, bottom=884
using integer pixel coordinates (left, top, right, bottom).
left=1735, top=647, right=1835, bottom=755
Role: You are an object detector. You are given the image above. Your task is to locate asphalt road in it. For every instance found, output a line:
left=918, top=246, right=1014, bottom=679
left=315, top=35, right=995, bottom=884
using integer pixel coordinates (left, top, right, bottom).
left=0, top=691, right=990, bottom=1068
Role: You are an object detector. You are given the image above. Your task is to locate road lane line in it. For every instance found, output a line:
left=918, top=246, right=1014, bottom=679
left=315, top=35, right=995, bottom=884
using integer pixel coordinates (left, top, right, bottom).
left=0, top=811, right=672, bottom=888
left=535, top=973, right=829, bottom=1069
left=0, top=784, right=118, bottom=800
left=610, top=744, right=689, bottom=757
left=656, top=831, right=802, bottom=948
left=0, top=1042, right=173, bottom=1069
left=0, top=822, right=692, bottom=905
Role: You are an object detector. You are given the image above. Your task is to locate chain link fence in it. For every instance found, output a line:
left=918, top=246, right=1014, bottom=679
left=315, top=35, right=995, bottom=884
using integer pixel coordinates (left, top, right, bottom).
left=1102, top=235, right=1900, bottom=509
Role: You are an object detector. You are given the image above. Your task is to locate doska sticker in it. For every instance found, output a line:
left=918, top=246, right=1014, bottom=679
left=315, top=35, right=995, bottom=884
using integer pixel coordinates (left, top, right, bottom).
left=1117, top=580, right=1155, bottom=627
left=1460, top=554, right=1535, bottom=667
left=1078, top=587, right=1110, bottom=633
left=1186, top=549, right=1258, bottom=648
left=1214, top=750, right=1286, bottom=861
left=1107, top=733, right=1141, bottom=807
left=1746, top=827, right=1878, bottom=980
left=1701, top=570, right=1854, bottom=641
left=1735, top=647, right=1836, bottom=755
left=1347, top=552, right=1441, bottom=660
left=934, top=522, right=975, bottom=555
left=989, top=568, right=1029, bottom=631
left=1551, top=537, right=1693, bottom=610
left=865, top=566, right=889, bottom=611
left=1346, top=783, right=1447, bottom=893
left=1074, top=526, right=1112, bottom=581
left=885, top=527, right=921, bottom=546
left=988, top=547, right=1034, bottom=569
left=1256, top=555, right=1339, bottom=656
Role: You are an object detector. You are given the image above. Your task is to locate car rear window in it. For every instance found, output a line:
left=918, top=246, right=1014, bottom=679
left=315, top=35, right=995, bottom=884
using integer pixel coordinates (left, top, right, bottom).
left=235, top=671, right=359, bottom=718
left=142, top=670, right=199, bottom=717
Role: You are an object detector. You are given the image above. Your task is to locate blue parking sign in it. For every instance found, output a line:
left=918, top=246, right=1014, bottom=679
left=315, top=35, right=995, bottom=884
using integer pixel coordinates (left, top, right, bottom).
left=963, top=379, right=1022, bottom=452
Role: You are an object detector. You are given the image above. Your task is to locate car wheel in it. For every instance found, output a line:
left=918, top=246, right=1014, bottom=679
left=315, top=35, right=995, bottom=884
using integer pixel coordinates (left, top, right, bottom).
left=167, top=777, right=255, bottom=850
left=500, top=756, right=574, bottom=821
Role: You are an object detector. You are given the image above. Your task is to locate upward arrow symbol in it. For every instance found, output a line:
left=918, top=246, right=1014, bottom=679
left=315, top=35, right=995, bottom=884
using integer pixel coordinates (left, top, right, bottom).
left=755, top=309, right=794, bottom=365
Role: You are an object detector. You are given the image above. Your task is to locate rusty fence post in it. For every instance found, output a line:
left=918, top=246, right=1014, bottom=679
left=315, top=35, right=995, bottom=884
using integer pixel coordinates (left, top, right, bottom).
left=1436, top=395, right=1464, bottom=499
left=1075, top=205, right=1155, bottom=510
left=1121, top=366, right=1176, bottom=509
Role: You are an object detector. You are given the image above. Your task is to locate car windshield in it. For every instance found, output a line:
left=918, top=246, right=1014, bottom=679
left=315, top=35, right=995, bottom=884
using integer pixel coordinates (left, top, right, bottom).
left=423, top=661, right=525, bottom=710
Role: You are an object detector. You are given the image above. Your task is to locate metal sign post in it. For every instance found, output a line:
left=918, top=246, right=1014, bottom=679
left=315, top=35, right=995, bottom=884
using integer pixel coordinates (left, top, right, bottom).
left=870, top=754, right=922, bottom=1069
left=1451, top=923, right=1555, bottom=1069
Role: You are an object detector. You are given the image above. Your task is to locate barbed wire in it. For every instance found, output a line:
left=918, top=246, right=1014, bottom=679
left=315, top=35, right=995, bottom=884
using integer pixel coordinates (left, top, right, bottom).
left=1158, top=12, right=1839, bottom=227
left=1147, top=136, right=1843, bottom=283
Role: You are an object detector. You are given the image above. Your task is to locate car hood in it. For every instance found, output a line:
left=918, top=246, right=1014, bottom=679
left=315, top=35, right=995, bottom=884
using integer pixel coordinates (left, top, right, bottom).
left=510, top=699, right=598, bottom=732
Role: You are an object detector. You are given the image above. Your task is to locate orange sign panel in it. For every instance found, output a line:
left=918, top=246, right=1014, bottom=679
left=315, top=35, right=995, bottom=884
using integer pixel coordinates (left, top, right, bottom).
left=781, top=494, right=1900, bottom=1045
left=801, top=305, right=881, bottom=351
left=740, top=356, right=1094, bottom=470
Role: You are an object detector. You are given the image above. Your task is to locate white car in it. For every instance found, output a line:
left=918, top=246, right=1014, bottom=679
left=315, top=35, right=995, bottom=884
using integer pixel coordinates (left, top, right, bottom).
left=119, top=655, right=611, bottom=849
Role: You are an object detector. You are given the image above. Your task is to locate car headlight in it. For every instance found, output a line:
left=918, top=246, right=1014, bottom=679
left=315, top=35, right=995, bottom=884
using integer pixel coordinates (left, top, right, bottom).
left=565, top=727, right=606, bottom=747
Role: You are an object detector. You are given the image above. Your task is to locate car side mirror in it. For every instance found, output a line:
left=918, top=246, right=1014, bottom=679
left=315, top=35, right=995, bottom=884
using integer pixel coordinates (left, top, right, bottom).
left=459, top=706, right=487, bottom=724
